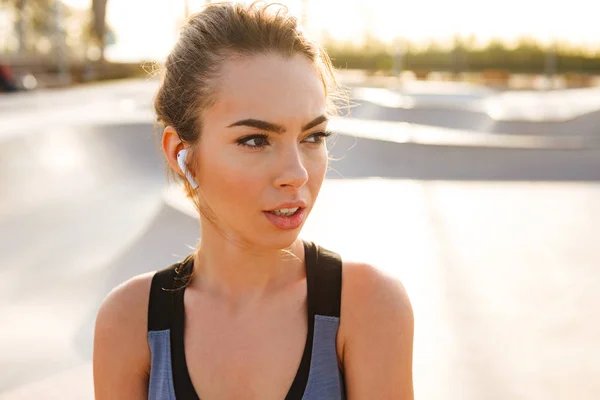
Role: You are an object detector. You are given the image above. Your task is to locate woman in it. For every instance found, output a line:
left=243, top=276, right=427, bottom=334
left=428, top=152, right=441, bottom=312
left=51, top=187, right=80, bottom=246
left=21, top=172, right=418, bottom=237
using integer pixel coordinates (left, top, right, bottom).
left=93, top=2, right=414, bottom=399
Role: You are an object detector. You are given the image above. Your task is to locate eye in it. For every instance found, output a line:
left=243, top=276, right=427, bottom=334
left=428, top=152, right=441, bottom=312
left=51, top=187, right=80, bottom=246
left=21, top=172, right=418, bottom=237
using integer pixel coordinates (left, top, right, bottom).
left=303, top=131, right=332, bottom=144
left=237, top=134, right=270, bottom=148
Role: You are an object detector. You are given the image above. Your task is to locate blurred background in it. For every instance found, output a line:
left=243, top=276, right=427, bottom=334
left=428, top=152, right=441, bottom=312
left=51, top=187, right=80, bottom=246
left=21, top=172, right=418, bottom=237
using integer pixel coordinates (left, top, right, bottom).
left=1, top=0, right=599, bottom=399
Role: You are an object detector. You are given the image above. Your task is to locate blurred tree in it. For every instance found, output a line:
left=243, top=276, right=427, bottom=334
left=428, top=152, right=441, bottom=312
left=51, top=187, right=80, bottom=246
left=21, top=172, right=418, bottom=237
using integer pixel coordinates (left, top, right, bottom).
left=324, top=37, right=600, bottom=76
left=451, top=35, right=470, bottom=77
left=91, top=0, right=107, bottom=61
left=15, top=0, right=26, bottom=53
left=5, top=0, right=58, bottom=54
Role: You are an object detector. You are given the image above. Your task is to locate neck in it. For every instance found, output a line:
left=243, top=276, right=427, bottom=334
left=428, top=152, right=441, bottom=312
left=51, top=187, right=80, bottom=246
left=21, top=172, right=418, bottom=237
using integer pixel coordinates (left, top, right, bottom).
left=190, top=224, right=305, bottom=306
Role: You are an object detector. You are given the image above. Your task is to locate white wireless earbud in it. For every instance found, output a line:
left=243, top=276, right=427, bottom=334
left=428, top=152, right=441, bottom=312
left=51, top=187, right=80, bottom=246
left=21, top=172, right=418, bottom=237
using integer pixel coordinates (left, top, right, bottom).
left=176, top=148, right=198, bottom=189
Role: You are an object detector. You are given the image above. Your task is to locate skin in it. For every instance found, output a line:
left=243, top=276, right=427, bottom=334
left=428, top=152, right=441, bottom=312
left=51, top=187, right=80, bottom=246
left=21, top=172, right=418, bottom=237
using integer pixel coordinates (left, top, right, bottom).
left=93, top=53, right=414, bottom=399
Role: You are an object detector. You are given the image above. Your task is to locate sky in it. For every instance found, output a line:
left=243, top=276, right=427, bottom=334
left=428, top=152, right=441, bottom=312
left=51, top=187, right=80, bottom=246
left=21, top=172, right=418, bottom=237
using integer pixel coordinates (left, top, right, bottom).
left=62, top=0, right=600, bottom=62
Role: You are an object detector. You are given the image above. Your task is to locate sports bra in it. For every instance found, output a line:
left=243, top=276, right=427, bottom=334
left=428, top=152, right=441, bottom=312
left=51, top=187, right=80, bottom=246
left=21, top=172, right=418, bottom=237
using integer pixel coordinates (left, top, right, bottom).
left=146, top=240, right=346, bottom=399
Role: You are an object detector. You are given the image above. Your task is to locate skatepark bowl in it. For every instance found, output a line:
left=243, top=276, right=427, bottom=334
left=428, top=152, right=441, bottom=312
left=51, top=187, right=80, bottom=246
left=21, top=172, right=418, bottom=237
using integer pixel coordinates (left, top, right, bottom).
left=1, top=79, right=600, bottom=399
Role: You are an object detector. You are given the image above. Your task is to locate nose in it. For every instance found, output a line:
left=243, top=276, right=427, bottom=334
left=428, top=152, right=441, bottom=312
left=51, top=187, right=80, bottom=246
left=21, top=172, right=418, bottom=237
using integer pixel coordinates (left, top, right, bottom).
left=273, top=145, right=309, bottom=189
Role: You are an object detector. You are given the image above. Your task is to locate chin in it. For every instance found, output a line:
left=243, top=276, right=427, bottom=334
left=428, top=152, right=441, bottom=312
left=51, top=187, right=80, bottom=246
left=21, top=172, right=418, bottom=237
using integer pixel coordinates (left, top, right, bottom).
left=246, top=228, right=301, bottom=251
left=266, top=232, right=301, bottom=250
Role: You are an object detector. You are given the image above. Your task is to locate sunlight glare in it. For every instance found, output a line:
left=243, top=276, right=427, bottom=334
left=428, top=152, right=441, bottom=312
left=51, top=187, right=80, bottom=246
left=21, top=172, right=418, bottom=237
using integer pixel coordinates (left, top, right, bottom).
left=94, top=0, right=600, bottom=62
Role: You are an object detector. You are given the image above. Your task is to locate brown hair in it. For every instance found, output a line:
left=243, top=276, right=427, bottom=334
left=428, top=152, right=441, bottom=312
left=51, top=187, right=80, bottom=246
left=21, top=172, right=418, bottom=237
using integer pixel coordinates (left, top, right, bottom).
left=153, top=1, right=341, bottom=198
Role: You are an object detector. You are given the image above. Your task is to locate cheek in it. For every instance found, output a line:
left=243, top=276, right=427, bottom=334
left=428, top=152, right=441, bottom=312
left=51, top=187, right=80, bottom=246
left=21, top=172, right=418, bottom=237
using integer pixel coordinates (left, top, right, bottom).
left=196, top=148, right=264, bottom=203
left=305, top=149, right=328, bottom=187
left=196, top=144, right=328, bottom=205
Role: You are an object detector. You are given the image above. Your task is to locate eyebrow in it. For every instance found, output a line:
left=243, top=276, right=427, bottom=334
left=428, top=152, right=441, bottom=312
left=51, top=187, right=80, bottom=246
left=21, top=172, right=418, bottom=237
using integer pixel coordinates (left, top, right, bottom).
left=227, top=115, right=328, bottom=134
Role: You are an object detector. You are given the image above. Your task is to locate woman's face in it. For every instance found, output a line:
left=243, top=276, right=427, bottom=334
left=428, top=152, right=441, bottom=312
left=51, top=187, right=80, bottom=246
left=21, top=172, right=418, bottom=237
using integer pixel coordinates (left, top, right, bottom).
left=192, top=53, right=329, bottom=249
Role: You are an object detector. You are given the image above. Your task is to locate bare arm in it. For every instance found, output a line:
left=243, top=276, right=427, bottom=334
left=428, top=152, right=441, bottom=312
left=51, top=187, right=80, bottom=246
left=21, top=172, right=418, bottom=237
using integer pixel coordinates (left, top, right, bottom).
left=340, top=262, right=414, bottom=400
left=93, top=273, right=154, bottom=399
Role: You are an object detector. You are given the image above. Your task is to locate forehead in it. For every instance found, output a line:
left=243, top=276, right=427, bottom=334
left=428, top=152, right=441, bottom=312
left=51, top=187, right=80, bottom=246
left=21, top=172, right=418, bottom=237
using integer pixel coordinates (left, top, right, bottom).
left=204, top=53, right=327, bottom=126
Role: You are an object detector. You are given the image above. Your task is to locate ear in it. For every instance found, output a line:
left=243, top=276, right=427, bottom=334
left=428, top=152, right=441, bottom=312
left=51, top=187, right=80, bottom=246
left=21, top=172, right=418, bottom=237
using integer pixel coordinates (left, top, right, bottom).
left=161, top=126, right=198, bottom=188
left=162, top=125, right=184, bottom=174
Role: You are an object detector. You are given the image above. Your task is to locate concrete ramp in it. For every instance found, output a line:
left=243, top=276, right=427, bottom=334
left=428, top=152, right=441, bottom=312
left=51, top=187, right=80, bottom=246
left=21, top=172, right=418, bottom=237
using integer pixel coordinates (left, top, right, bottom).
left=0, top=121, right=202, bottom=396
left=1, top=80, right=600, bottom=399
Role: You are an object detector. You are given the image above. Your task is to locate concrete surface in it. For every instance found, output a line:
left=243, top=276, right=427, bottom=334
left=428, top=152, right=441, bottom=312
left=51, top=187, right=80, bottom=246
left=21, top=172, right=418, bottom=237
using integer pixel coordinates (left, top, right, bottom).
left=1, top=79, right=599, bottom=399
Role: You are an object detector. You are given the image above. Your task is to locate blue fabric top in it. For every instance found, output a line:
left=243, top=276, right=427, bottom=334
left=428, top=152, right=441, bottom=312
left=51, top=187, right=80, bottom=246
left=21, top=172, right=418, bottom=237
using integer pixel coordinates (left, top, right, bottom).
left=146, top=241, right=346, bottom=399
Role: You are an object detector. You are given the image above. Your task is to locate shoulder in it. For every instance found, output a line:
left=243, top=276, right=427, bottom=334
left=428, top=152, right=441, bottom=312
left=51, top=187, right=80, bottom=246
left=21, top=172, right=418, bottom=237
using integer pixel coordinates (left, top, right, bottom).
left=94, top=271, right=156, bottom=337
left=340, top=261, right=413, bottom=332
left=93, top=271, right=156, bottom=396
left=338, top=260, right=414, bottom=398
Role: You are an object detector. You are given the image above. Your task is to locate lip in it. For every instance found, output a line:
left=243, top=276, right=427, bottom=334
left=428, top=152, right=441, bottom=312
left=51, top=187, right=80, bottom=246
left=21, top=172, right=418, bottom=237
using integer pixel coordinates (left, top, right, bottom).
left=266, top=200, right=307, bottom=212
left=263, top=207, right=307, bottom=230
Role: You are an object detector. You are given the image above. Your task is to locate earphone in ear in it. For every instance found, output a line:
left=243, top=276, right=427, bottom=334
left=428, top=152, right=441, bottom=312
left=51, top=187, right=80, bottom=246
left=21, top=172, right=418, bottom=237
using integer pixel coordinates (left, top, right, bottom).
left=176, top=148, right=199, bottom=189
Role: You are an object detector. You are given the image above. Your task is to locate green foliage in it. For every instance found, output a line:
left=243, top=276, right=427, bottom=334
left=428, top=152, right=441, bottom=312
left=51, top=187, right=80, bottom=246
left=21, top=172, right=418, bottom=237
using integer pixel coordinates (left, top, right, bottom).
left=323, top=36, right=600, bottom=74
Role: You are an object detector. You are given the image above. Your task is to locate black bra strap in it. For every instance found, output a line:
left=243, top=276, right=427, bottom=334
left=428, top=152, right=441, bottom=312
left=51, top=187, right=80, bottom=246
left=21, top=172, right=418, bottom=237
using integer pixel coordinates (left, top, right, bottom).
left=147, top=258, right=194, bottom=332
left=147, top=265, right=177, bottom=331
left=307, top=243, right=343, bottom=318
